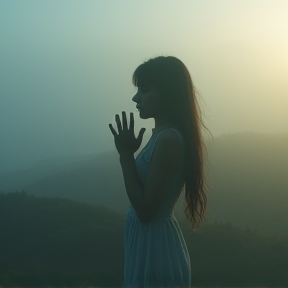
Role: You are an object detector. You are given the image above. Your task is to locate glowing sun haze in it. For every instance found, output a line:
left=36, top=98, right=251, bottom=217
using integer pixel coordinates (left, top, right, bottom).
left=0, top=0, right=287, bottom=171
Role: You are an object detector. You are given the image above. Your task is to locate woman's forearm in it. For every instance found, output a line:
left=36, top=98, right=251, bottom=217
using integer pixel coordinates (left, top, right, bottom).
left=119, top=153, right=145, bottom=217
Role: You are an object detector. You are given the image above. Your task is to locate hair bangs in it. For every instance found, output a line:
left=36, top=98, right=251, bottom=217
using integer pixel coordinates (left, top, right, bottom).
left=132, top=61, right=160, bottom=88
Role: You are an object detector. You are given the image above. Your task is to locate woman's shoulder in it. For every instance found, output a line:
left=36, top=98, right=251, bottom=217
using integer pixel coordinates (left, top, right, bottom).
left=153, top=128, right=185, bottom=158
left=156, top=128, right=184, bottom=145
left=156, top=129, right=182, bottom=145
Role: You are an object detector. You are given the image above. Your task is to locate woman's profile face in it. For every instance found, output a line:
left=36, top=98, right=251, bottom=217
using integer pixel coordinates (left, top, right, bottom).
left=132, top=84, right=162, bottom=119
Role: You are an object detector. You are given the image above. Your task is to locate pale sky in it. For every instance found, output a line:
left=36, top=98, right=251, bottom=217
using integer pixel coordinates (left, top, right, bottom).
left=1, top=0, right=288, bottom=171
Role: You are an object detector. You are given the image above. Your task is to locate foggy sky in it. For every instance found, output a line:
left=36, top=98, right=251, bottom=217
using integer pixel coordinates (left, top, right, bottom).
left=1, top=0, right=288, bottom=172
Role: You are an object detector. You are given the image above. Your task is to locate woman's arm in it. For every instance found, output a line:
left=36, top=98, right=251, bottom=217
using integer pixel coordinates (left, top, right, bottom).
left=120, top=130, right=181, bottom=222
left=108, top=111, right=146, bottom=214
left=119, top=153, right=145, bottom=215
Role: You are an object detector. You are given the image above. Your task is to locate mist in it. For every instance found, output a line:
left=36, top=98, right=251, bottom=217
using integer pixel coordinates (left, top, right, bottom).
left=1, top=0, right=288, bottom=172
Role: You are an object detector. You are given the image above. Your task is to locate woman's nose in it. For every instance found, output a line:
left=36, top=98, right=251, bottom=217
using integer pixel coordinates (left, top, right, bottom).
left=132, top=93, right=139, bottom=103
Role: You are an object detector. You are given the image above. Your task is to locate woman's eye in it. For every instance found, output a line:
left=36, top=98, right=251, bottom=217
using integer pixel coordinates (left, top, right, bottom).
left=139, top=86, right=148, bottom=93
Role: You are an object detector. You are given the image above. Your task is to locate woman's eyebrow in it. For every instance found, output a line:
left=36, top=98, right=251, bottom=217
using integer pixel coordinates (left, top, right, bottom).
left=139, top=83, right=149, bottom=88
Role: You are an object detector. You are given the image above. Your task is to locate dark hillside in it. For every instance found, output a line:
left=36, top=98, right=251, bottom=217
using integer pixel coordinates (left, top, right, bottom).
left=1, top=132, right=287, bottom=236
left=0, top=192, right=125, bottom=287
left=204, top=132, right=288, bottom=236
left=0, top=192, right=287, bottom=287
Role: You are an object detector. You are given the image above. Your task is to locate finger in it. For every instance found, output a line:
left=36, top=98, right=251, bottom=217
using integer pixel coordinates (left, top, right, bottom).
left=129, top=112, right=134, bottom=131
left=115, top=114, right=122, bottom=133
left=108, top=123, right=117, bottom=136
left=122, top=111, right=128, bottom=130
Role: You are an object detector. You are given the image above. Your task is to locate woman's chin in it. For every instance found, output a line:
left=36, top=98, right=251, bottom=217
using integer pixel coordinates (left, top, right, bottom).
left=138, top=109, right=151, bottom=119
left=138, top=110, right=146, bottom=119
left=138, top=109, right=143, bottom=117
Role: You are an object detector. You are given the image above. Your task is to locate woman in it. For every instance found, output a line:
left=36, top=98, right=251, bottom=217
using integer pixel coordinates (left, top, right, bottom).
left=108, top=56, right=208, bottom=287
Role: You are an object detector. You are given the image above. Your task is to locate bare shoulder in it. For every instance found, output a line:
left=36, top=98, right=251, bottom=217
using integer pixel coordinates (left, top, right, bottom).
left=155, top=130, right=182, bottom=153
left=158, top=129, right=181, bottom=139
left=150, top=130, right=181, bottom=177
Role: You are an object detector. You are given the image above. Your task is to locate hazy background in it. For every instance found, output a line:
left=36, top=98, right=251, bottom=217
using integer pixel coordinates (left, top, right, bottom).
left=1, top=0, right=288, bottom=172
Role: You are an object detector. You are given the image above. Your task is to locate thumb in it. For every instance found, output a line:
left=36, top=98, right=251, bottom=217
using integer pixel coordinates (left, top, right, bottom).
left=137, top=128, right=146, bottom=142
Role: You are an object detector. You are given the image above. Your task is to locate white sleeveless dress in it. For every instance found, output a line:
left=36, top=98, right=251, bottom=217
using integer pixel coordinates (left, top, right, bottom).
left=124, top=127, right=191, bottom=287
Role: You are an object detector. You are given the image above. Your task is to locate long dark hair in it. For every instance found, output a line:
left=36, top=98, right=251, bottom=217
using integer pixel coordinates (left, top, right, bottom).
left=132, top=56, right=209, bottom=229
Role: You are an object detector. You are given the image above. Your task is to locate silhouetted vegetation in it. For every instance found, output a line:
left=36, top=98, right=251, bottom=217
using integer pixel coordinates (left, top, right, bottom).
left=0, top=191, right=125, bottom=287
left=0, top=192, right=287, bottom=287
